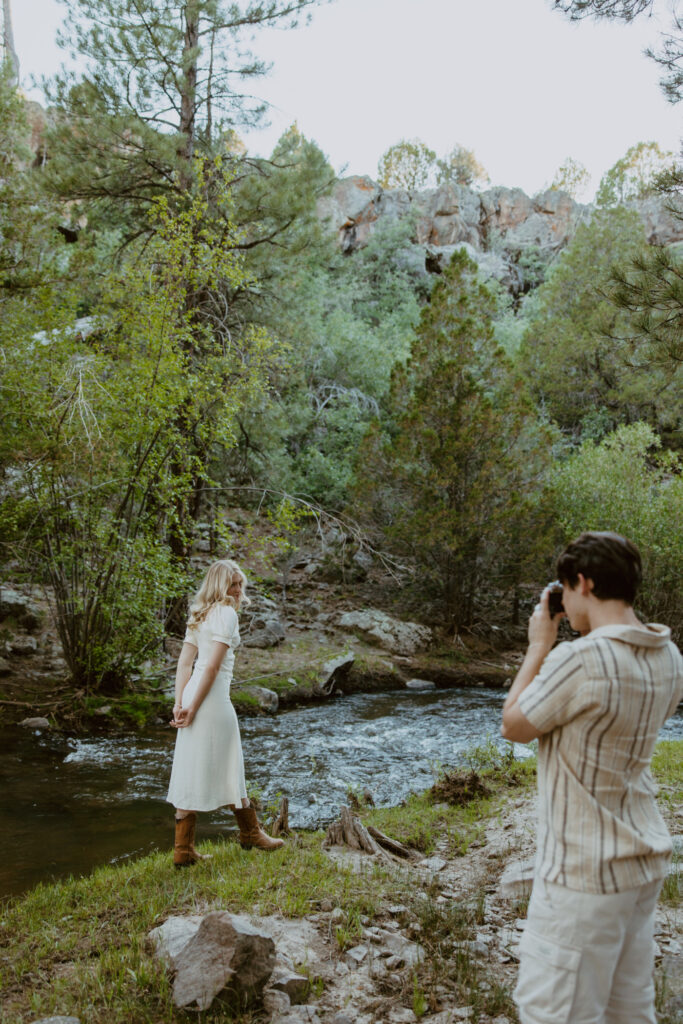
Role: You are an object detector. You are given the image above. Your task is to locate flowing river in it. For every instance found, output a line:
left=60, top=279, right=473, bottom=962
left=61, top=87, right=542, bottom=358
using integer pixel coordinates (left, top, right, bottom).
left=3, top=686, right=683, bottom=898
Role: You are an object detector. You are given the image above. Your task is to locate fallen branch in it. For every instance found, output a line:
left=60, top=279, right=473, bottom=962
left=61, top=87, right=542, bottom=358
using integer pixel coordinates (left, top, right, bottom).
left=367, top=825, right=417, bottom=860
left=323, top=806, right=417, bottom=863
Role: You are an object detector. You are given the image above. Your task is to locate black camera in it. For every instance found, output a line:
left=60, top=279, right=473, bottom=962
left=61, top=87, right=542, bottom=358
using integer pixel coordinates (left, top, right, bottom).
left=547, top=581, right=564, bottom=617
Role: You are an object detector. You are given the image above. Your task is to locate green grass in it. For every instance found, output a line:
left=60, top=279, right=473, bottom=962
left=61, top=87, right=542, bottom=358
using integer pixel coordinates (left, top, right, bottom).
left=651, top=739, right=683, bottom=804
left=1, top=740, right=678, bottom=1024
left=366, top=744, right=536, bottom=857
left=0, top=834, right=392, bottom=1024
left=652, top=739, right=683, bottom=911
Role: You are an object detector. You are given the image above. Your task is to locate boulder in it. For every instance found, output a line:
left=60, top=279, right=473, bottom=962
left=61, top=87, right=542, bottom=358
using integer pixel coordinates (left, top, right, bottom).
left=147, top=914, right=203, bottom=967
left=243, top=614, right=286, bottom=648
left=20, top=717, right=50, bottom=729
left=337, top=609, right=432, bottom=656
left=242, top=686, right=279, bottom=713
left=316, top=651, right=355, bottom=695
left=405, top=678, right=435, bottom=691
left=171, top=911, right=275, bottom=1010
left=10, top=635, right=38, bottom=655
left=0, top=587, right=43, bottom=631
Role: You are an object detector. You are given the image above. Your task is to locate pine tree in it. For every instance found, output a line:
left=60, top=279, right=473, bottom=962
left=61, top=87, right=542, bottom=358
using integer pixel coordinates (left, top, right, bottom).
left=357, top=250, right=554, bottom=629
left=45, top=0, right=329, bottom=244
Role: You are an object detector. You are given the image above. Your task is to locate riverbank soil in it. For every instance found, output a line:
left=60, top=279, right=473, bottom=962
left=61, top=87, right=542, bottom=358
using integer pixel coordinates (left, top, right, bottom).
left=0, top=743, right=680, bottom=1024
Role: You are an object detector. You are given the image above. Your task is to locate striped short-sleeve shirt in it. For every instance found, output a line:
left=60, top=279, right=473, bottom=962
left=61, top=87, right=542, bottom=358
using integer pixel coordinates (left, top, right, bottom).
left=518, top=622, right=683, bottom=894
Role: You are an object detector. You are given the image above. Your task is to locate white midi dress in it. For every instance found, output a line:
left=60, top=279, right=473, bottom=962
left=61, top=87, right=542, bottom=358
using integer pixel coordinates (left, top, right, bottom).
left=166, top=603, right=248, bottom=812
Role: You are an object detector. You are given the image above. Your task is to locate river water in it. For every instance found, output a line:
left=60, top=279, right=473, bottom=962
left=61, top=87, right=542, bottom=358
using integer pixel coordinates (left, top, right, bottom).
left=3, top=687, right=683, bottom=898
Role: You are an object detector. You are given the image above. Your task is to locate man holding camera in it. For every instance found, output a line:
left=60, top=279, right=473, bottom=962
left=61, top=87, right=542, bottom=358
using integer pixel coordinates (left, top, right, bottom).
left=501, top=531, right=683, bottom=1024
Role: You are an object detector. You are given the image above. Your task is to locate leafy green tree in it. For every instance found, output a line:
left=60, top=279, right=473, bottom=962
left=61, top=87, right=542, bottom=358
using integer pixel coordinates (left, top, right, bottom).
left=519, top=207, right=682, bottom=441
left=550, top=157, right=591, bottom=199
left=551, top=422, right=683, bottom=639
left=596, top=141, right=675, bottom=206
left=223, top=213, right=429, bottom=508
left=0, top=167, right=277, bottom=691
left=377, top=139, right=437, bottom=192
left=41, top=4, right=334, bottom=611
left=436, top=145, right=489, bottom=188
left=357, top=250, right=554, bottom=628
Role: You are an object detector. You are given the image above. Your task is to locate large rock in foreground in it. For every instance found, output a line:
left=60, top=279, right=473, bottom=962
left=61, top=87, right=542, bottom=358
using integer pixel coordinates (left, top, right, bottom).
left=337, top=609, right=432, bottom=656
left=152, top=911, right=276, bottom=1010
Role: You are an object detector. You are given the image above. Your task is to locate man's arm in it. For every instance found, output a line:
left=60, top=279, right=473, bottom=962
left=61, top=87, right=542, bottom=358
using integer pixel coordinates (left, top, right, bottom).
left=501, top=588, right=561, bottom=744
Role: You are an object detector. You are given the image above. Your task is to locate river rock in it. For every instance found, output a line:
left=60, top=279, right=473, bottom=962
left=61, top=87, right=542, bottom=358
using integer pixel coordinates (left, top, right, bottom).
left=243, top=685, right=279, bottom=713
left=20, top=716, right=50, bottom=729
left=0, top=656, right=11, bottom=675
left=171, top=911, right=275, bottom=1010
left=316, top=651, right=355, bottom=695
left=337, top=609, right=432, bottom=656
left=30, top=1018, right=82, bottom=1024
left=405, top=678, right=435, bottom=690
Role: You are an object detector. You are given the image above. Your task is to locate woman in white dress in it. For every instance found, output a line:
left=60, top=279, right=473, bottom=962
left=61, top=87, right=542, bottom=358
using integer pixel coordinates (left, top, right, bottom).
left=167, top=558, right=284, bottom=866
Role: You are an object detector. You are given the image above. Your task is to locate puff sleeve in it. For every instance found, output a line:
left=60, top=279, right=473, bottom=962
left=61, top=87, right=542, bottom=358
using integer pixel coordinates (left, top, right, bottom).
left=211, top=604, right=239, bottom=646
left=183, top=625, right=199, bottom=648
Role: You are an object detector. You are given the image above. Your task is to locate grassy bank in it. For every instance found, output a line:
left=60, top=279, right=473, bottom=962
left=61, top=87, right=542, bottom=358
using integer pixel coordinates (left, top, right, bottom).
left=0, top=742, right=680, bottom=1024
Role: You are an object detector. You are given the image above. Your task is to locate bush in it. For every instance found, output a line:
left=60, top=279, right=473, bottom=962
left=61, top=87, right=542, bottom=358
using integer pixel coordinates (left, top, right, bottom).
left=551, top=422, right=683, bottom=639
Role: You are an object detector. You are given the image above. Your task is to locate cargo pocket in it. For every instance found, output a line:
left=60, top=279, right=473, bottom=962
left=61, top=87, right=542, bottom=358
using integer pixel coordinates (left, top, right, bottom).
left=514, top=927, right=582, bottom=1024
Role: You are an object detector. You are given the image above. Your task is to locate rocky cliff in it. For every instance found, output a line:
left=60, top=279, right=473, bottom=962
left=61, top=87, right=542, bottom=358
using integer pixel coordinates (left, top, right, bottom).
left=318, top=176, right=683, bottom=293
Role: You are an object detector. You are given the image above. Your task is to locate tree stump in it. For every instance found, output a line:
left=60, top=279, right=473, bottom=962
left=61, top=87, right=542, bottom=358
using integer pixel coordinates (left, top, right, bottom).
left=271, top=796, right=290, bottom=837
left=323, top=806, right=415, bottom=861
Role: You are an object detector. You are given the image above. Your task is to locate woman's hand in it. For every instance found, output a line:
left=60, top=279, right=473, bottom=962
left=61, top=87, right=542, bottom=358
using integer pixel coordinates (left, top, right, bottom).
left=171, top=704, right=197, bottom=728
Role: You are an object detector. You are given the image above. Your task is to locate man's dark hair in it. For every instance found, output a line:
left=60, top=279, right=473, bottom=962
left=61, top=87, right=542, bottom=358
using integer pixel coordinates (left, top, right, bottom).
left=557, top=531, right=642, bottom=604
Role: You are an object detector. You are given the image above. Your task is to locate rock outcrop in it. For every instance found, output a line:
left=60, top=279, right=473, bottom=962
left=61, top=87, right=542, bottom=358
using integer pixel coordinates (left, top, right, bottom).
left=318, top=175, right=683, bottom=293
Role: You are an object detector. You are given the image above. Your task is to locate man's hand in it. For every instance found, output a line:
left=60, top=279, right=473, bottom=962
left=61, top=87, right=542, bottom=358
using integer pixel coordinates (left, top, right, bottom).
left=501, top=587, right=562, bottom=743
left=528, top=587, right=564, bottom=653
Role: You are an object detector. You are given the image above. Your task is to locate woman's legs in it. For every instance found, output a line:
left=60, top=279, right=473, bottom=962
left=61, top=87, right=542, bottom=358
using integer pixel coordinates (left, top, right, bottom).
left=173, top=808, right=211, bottom=867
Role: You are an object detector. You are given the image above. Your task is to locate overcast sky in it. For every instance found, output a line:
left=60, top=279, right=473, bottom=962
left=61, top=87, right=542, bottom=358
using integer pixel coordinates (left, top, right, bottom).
left=12, top=0, right=682, bottom=198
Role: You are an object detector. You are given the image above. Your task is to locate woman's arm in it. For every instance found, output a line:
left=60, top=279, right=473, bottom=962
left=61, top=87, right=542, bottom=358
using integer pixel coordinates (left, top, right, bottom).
left=171, top=642, right=197, bottom=723
left=173, top=640, right=229, bottom=728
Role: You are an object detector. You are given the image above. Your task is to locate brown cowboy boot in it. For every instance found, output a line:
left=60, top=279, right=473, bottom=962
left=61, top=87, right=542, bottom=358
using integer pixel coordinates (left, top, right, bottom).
left=173, top=812, right=212, bottom=868
left=233, top=806, right=284, bottom=851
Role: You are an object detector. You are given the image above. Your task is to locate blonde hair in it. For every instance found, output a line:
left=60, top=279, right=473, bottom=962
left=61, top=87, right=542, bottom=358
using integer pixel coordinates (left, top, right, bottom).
left=186, top=559, right=250, bottom=630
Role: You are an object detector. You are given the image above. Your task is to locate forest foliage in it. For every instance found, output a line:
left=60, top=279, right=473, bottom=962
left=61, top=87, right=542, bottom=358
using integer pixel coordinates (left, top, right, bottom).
left=1, top=0, right=682, bottom=693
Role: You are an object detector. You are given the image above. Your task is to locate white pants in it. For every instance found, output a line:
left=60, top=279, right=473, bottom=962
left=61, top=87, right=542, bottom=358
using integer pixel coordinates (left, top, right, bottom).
left=514, top=877, right=663, bottom=1024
